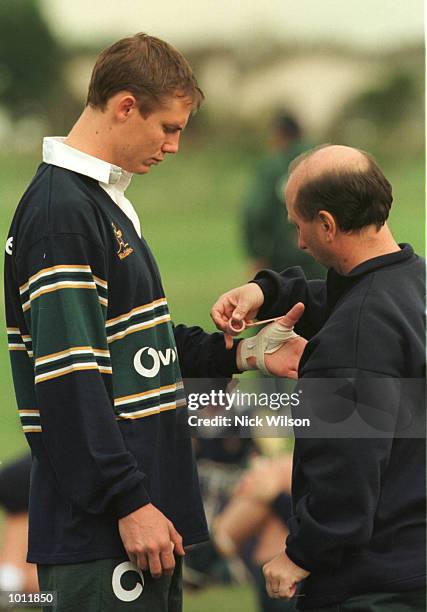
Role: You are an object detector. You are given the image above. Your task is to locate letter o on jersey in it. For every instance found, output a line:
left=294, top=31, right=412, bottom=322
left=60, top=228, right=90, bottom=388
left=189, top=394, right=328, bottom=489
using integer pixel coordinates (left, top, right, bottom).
left=134, top=347, right=161, bottom=378
left=112, top=561, right=144, bottom=602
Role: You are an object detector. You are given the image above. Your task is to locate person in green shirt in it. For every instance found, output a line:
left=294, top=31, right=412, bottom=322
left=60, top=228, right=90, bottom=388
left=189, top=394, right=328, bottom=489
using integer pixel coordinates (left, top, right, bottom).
left=242, top=113, right=324, bottom=279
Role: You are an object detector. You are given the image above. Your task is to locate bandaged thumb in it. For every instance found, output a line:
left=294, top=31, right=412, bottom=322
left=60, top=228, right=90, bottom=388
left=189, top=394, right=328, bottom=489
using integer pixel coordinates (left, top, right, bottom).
left=237, top=317, right=299, bottom=375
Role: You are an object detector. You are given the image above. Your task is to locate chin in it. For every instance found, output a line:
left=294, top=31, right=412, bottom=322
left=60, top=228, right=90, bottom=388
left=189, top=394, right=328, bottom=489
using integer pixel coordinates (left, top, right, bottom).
left=134, top=164, right=151, bottom=175
left=317, top=256, right=334, bottom=270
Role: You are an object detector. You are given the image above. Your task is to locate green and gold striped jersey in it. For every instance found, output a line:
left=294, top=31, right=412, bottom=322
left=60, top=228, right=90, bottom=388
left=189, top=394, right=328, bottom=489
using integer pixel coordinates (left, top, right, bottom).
left=4, top=163, right=236, bottom=563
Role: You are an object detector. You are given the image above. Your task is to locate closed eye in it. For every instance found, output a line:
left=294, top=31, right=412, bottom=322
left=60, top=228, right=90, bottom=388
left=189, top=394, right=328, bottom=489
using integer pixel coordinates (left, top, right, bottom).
left=163, top=125, right=182, bottom=134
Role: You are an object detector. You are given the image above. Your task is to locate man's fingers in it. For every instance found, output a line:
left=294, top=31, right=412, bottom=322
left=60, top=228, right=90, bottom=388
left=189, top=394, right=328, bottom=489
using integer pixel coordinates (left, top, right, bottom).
left=210, top=296, right=236, bottom=330
left=279, top=581, right=297, bottom=599
left=264, top=562, right=280, bottom=598
left=138, top=538, right=180, bottom=578
left=224, top=333, right=234, bottom=350
left=266, top=577, right=281, bottom=598
left=168, top=523, right=185, bottom=557
left=230, top=310, right=244, bottom=325
left=127, top=551, right=137, bottom=565
left=267, top=576, right=296, bottom=600
left=211, top=284, right=264, bottom=332
left=230, top=305, right=251, bottom=326
left=159, top=548, right=176, bottom=576
left=262, top=552, right=307, bottom=600
left=147, top=549, right=163, bottom=579
left=277, top=302, right=305, bottom=329
left=136, top=552, right=149, bottom=572
left=210, top=306, right=229, bottom=330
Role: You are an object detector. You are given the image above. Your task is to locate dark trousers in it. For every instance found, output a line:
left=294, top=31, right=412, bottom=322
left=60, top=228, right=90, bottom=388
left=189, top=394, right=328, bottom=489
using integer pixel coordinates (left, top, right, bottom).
left=309, top=587, right=426, bottom=612
left=38, top=557, right=182, bottom=612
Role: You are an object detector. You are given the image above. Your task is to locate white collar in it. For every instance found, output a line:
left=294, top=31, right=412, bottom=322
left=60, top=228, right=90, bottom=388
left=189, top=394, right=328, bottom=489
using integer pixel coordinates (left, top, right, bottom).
left=42, top=137, right=133, bottom=193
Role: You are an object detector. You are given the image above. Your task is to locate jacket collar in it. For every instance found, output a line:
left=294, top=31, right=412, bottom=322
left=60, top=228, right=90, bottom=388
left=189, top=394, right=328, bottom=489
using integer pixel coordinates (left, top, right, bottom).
left=326, top=244, right=415, bottom=309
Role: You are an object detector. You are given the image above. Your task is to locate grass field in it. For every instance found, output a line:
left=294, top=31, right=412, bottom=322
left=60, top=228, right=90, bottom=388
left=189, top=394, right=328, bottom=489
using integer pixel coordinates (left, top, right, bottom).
left=0, top=146, right=424, bottom=611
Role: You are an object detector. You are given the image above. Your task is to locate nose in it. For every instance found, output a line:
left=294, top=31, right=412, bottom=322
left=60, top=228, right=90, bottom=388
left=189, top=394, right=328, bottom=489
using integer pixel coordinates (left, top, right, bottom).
left=296, top=229, right=306, bottom=250
left=162, top=132, right=180, bottom=155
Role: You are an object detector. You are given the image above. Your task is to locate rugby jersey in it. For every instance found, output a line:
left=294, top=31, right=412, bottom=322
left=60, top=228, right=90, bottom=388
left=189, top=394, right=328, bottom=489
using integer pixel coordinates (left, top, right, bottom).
left=4, top=160, right=238, bottom=564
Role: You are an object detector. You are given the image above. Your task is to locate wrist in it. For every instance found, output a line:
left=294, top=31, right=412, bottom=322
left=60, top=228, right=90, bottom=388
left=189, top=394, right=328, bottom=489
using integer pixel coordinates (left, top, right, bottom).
left=115, top=483, right=151, bottom=519
left=236, top=339, right=256, bottom=371
left=250, top=276, right=274, bottom=319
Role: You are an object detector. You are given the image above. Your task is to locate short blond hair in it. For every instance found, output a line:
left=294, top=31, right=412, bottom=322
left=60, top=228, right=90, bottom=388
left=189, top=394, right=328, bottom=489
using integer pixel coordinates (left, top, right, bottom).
left=86, top=33, right=204, bottom=115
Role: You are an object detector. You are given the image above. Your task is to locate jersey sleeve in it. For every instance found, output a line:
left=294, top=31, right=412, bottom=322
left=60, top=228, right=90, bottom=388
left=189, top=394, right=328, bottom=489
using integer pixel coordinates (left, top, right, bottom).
left=253, top=266, right=328, bottom=339
left=285, top=367, right=395, bottom=572
left=173, top=324, right=239, bottom=378
left=12, top=232, right=150, bottom=518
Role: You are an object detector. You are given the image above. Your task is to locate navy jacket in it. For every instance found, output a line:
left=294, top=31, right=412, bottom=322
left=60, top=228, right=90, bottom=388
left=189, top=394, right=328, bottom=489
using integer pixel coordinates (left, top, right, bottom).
left=255, top=245, right=426, bottom=608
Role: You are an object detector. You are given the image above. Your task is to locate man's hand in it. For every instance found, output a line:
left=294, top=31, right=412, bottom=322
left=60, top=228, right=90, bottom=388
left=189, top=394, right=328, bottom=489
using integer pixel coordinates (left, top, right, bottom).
left=236, top=302, right=307, bottom=377
left=118, top=503, right=185, bottom=578
left=263, top=551, right=310, bottom=599
left=263, top=306, right=307, bottom=378
left=211, top=283, right=265, bottom=349
left=264, top=335, right=307, bottom=379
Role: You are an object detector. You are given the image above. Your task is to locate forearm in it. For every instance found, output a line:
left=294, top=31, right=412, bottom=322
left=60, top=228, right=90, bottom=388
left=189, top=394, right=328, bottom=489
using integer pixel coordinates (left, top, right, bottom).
left=253, top=266, right=328, bottom=338
left=285, top=369, right=395, bottom=570
left=36, top=375, right=150, bottom=516
left=174, top=324, right=240, bottom=377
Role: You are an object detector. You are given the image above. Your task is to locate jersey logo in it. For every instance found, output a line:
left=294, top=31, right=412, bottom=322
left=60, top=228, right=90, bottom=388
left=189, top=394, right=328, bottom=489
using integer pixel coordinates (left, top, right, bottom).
left=5, top=236, right=13, bottom=255
left=134, top=347, right=177, bottom=378
left=112, top=222, right=134, bottom=260
left=112, top=561, right=144, bottom=602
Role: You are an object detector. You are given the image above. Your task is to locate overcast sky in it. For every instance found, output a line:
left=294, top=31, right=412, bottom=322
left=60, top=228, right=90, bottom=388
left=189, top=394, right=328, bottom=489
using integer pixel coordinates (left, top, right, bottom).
left=41, top=0, right=424, bottom=50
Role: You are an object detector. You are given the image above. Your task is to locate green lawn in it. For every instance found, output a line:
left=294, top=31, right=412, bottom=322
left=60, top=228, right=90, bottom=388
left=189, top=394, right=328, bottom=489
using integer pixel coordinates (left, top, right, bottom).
left=184, top=584, right=257, bottom=612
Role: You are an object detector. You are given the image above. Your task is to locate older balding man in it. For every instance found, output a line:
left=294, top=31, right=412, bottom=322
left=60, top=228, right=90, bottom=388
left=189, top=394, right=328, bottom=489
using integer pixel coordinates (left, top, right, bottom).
left=211, top=145, right=426, bottom=611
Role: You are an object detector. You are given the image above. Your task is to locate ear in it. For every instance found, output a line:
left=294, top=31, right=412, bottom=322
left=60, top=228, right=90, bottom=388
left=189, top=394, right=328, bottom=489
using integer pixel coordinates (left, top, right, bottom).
left=318, top=210, right=336, bottom=240
left=114, top=94, right=138, bottom=122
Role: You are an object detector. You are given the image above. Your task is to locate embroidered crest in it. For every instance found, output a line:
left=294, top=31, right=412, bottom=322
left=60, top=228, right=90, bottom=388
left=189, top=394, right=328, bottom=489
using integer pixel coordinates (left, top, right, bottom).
left=112, top=222, right=134, bottom=260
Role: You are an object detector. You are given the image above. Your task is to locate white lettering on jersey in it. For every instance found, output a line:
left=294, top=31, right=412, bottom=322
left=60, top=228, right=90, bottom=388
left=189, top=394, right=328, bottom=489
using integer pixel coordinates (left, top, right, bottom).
left=134, top=347, right=177, bottom=378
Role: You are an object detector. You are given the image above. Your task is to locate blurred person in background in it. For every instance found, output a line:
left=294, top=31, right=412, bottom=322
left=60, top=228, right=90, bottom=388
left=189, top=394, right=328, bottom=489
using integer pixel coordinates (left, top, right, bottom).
left=0, top=454, right=37, bottom=595
left=4, top=32, right=307, bottom=612
left=213, top=454, right=296, bottom=612
left=185, top=433, right=297, bottom=612
left=242, top=113, right=324, bottom=279
left=183, top=435, right=258, bottom=589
